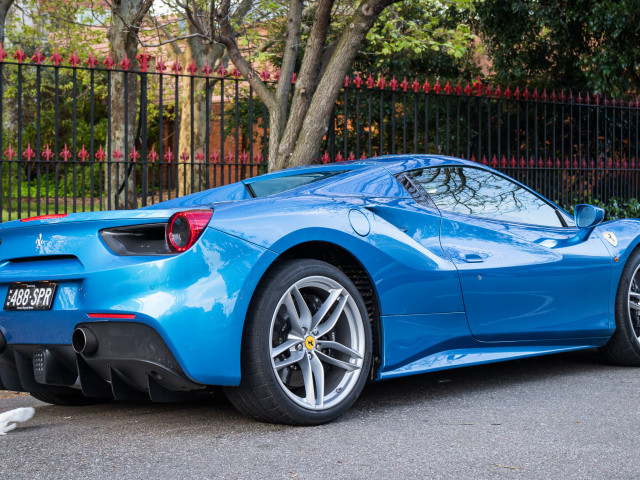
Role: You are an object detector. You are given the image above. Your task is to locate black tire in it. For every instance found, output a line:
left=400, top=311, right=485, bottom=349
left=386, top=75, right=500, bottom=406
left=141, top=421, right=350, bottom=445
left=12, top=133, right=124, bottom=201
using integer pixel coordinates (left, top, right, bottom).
left=30, top=392, right=110, bottom=406
left=225, top=259, right=372, bottom=425
left=601, top=248, right=640, bottom=365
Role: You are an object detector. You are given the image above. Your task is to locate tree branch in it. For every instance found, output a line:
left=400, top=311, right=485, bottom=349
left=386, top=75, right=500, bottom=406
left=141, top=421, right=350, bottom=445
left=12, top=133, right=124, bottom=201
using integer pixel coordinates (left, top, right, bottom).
left=276, top=0, right=303, bottom=103
left=215, top=1, right=276, bottom=110
left=275, top=0, right=335, bottom=162
left=150, top=20, right=184, bottom=56
left=287, top=0, right=403, bottom=167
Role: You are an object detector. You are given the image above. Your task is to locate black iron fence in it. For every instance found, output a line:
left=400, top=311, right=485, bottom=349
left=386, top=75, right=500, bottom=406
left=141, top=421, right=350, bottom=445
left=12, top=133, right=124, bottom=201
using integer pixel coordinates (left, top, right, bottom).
left=1, top=45, right=639, bottom=222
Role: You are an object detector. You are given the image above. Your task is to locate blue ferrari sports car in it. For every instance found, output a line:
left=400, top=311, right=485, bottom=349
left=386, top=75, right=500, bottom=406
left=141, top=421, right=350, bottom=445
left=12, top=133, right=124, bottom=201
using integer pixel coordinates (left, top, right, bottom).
left=1, top=154, right=639, bottom=425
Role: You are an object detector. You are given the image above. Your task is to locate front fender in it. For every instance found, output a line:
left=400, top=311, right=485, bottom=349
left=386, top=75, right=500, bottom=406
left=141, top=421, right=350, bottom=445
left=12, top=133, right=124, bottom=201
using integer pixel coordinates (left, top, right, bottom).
left=595, top=219, right=640, bottom=326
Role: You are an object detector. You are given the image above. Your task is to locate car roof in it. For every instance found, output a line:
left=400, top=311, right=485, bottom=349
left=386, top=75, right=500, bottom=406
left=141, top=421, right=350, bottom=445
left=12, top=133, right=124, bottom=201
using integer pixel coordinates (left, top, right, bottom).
left=241, top=154, right=481, bottom=185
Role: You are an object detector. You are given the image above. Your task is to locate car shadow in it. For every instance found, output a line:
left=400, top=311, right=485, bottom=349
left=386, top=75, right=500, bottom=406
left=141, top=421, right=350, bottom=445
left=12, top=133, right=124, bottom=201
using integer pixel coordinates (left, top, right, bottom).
left=18, top=348, right=619, bottom=430
left=354, top=347, right=611, bottom=410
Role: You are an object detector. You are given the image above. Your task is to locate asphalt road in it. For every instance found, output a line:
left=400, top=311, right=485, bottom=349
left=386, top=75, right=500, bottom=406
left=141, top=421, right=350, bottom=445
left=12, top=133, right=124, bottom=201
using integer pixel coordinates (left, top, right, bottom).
left=1, top=348, right=639, bottom=480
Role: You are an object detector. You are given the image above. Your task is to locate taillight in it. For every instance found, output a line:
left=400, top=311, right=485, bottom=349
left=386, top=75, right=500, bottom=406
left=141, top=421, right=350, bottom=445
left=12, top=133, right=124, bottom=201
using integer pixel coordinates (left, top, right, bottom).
left=20, top=214, right=68, bottom=222
left=166, top=210, right=213, bottom=253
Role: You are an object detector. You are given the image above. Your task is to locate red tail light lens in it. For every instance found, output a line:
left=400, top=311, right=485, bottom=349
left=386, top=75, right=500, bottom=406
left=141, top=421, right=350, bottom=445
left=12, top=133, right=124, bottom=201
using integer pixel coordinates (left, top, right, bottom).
left=166, top=210, right=213, bottom=253
left=20, top=214, right=68, bottom=222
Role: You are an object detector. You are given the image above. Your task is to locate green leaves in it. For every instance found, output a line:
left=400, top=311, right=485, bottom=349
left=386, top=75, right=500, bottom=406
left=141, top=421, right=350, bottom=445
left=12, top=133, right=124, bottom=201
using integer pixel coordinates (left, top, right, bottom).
left=475, top=0, right=640, bottom=96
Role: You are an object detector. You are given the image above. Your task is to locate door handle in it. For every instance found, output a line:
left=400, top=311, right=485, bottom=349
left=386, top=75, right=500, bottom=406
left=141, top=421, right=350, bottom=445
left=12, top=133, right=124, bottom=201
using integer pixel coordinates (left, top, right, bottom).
left=464, top=253, right=484, bottom=263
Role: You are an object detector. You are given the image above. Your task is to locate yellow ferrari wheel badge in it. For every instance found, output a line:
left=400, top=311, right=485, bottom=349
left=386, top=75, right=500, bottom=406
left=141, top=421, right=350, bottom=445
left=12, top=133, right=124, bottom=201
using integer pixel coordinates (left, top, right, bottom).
left=305, top=336, right=316, bottom=350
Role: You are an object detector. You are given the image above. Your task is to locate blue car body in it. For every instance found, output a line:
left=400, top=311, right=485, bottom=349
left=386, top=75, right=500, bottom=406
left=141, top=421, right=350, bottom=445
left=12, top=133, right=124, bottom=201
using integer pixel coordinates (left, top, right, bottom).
left=0, top=155, right=637, bottom=399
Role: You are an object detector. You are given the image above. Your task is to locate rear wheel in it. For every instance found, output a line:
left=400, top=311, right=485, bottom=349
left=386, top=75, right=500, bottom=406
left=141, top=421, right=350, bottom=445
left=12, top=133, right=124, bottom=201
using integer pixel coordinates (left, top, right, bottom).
left=225, top=259, right=372, bottom=425
left=30, top=392, right=109, bottom=406
left=601, top=249, right=640, bottom=365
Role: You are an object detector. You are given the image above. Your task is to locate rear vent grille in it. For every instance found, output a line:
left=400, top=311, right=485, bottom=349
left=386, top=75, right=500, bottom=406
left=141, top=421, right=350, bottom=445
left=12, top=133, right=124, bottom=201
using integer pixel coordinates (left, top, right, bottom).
left=395, top=173, right=436, bottom=208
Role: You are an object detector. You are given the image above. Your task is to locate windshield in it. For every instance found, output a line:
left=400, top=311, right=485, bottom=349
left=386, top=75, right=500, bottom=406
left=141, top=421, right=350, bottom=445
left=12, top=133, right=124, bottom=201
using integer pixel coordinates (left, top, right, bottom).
left=246, top=171, right=344, bottom=198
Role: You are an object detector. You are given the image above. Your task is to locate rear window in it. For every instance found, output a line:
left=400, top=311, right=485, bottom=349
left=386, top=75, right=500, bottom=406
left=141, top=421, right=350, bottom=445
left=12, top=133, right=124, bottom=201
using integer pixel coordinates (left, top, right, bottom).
left=246, top=171, right=343, bottom=198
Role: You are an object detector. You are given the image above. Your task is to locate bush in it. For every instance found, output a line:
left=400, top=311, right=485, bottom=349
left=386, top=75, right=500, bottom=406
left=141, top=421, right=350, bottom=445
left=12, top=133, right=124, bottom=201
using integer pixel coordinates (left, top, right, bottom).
left=567, top=198, right=640, bottom=221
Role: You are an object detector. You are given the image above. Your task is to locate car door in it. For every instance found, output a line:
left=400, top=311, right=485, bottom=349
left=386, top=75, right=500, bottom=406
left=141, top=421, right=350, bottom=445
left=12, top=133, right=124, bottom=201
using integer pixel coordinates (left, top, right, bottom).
left=408, top=166, right=613, bottom=342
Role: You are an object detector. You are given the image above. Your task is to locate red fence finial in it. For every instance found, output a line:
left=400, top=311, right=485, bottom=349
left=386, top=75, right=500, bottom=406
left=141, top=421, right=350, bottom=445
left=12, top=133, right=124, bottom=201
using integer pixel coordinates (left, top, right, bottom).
left=0, top=43, right=8, bottom=62
left=366, top=73, right=374, bottom=89
left=137, top=48, right=151, bottom=72
left=68, top=50, right=80, bottom=67
left=86, top=51, right=99, bottom=69
left=4, top=143, right=15, bottom=161
left=13, top=45, right=27, bottom=63
left=22, top=143, right=35, bottom=161
left=129, top=147, right=140, bottom=162
left=155, top=56, right=167, bottom=73
left=42, top=144, right=54, bottom=161
left=78, top=145, right=89, bottom=162
left=354, top=73, right=363, bottom=88
left=148, top=145, right=159, bottom=162
left=60, top=144, right=72, bottom=161
left=112, top=146, right=123, bottom=162
left=103, top=52, right=115, bottom=70
left=32, top=47, right=46, bottom=65
left=120, top=53, right=132, bottom=71
left=95, top=145, right=106, bottom=162
left=164, top=147, right=174, bottom=163
left=187, top=59, right=197, bottom=75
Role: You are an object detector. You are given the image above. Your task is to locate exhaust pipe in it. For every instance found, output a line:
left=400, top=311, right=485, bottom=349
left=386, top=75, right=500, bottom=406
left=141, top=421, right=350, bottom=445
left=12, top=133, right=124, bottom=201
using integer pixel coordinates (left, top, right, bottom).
left=72, top=327, right=98, bottom=354
left=0, top=331, right=6, bottom=354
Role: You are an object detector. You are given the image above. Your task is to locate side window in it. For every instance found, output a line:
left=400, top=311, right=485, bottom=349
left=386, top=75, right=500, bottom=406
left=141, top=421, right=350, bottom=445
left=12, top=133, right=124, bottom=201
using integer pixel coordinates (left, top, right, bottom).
left=411, top=167, right=563, bottom=227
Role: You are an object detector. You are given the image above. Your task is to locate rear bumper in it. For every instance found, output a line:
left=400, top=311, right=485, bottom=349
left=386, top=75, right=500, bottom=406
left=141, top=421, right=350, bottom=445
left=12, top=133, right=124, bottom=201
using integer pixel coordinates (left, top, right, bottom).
left=0, top=322, right=208, bottom=401
left=0, top=227, right=278, bottom=386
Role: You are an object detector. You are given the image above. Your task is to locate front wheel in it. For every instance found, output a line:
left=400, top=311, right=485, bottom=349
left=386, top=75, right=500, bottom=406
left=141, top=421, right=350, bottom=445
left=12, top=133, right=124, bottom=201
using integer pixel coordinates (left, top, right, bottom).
left=225, top=259, right=372, bottom=425
left=601, top=249, right=640, bottom=365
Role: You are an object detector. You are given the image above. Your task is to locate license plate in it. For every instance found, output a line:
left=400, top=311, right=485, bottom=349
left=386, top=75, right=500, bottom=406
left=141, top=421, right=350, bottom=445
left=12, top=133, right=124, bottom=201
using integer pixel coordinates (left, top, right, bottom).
left=4, top=282, right=58, bottom=311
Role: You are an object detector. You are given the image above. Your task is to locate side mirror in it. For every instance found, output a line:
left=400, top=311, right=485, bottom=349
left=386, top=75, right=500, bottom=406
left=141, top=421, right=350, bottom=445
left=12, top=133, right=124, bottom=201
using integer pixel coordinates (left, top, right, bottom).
left=574, top=204, right=605, bottom=230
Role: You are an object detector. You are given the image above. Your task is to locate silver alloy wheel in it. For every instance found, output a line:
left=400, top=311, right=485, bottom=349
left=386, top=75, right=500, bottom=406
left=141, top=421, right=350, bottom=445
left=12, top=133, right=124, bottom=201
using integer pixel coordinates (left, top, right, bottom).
left=269, top=275, right=366, bottom=410
left=629, top=264, right=640, bottom=338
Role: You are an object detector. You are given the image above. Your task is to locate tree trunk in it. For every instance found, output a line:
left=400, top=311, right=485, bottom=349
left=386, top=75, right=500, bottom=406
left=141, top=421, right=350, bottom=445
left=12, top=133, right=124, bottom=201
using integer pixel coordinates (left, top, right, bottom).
left=106, top=0, right=151, bottom=209
left=0, top=0, right=13, bottom=45
left=268, top=0, right=400, bottom=171
left=177, top=37, right=225, bottom=195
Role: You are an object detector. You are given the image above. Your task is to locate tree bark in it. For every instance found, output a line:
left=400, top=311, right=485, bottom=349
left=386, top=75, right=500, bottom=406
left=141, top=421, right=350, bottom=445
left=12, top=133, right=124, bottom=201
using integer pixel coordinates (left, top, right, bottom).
left=175, top=0, right=253, bottom=195
left=0, top=0, right=13, bottom=45
left=177, top=35, right=225, bottom=195
left=271, top=0, right=335, bottom=171
left=283, top=0, right=401, bottom=169
left=106, top=0, right=152, bottom=209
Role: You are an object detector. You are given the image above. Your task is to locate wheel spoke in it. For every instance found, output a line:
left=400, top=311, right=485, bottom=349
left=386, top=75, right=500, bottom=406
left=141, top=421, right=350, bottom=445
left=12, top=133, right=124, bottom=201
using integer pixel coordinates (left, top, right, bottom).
left=316, top=294, right=349, bottom=337
left=317, top=340, right=363, bottom=360
left=299, top=353, right=316, bottom=406
left=309, top=352, right=325, bottom=408
left=273, top=349, right=304, bottom=370
left=630, top=291, right=640, bottom=301
left=629, top=301, right=640, bottom=312
left=316, top=350, right=360, bottom=371
left=291, top=286, right=312, bottom=332
left=271, top=338, right=302, bottom=359
left=283, top=291, right=304, bottom=334
left=310, top=288, right=343, bottom=332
